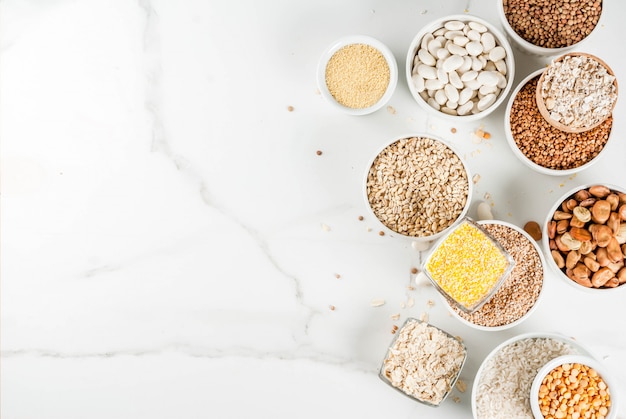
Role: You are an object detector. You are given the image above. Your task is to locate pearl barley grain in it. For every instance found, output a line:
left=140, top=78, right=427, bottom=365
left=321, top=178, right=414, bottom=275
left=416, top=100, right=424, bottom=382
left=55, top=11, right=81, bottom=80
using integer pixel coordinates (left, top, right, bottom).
left=325, top=44, right=390, bottom=109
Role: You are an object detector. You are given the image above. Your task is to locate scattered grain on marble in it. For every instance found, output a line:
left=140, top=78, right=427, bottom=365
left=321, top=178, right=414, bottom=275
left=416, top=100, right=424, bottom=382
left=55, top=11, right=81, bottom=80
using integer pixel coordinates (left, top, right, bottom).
left=358, top=215, right=364, bottom=221
left=325, top=43, right=390, bottom=109
left=371, top=299, right=386, bottom=307
left=366, top=137, right=469, bottom=237
left=287, top=105, right=294, bottom=112
left=451, top=223, right=543, bottom=327
left=411, top=267, right=418, bottom=275
left=381, top=319, right=466, bottom=406
left=378, top=230, right=385, bottom=236
left=316, top=150, right=323, bottom=156
left=510, top=76, right=611, bottom=169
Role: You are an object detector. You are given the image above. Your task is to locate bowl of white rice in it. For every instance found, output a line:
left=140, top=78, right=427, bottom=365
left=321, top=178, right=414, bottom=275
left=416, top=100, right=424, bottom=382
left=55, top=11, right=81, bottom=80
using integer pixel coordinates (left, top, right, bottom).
left=471, top=332, right=596, bottom=419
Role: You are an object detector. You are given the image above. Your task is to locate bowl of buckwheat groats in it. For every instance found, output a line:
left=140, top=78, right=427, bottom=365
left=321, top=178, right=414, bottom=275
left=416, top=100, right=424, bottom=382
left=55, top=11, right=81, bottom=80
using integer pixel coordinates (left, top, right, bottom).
left=504, top=69, right=615, bottom=175
left=379, top=318, right=467, bottom=407
left=363, top=134, right=472, bottom=242
left=445, top=220, right=545, bottom=331
left=317, top=35, right=398, bottom=115
left=498, top=0, right=603, bottom=56
left=542, top=183, right=626, bottom=292
left=530, top=354, right=620, bottom=419
left=406, top=14, right=515, bottom=120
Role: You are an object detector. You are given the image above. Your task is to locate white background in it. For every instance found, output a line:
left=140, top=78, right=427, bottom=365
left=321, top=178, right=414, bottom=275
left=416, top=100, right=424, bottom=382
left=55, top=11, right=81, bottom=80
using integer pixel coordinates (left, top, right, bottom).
left=2, top=0, right=626, bottom=418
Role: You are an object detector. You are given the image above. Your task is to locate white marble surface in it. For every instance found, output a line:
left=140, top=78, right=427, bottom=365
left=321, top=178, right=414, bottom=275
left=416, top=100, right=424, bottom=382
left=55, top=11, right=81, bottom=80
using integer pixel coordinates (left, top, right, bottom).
left=2, top=0, right=626, bottom=418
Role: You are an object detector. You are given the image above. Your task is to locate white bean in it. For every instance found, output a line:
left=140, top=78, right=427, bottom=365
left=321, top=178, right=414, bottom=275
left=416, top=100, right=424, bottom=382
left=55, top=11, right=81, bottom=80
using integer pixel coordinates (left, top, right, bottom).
left=437, top=67, right=448, bottom=84
left=427, top=39, right=442, bottom=56
left=435, top=89, right=448, bottom=105
left=460, top=70, right=478, bottom=82
left=421, top=33, right=434, bottom=50
left=444, top=20, right=465, bottom=31
left=418, top=48, right=436, bottom=66
left=466, top=41, right=483, bottom=56
left=458, top=56, right=473, bottom=73
left=477, top=202, right=493, bottom=220
left=469, top=21, right=488, bottom=33
left=442, top=54, right=463, bottom=72
left=444, top=84, right=459, bottom=103
left=440, top=106, right=457, bottom=115
left=425, top=78, right=445, bottom=90
left=436, top=48, right=450, bottom=60
left=453, top=36, right=470, bottom=47
left=448, top=70, right=464, bottom=89
left=496, top=72, right=507, bottom=89
left=444, top=30, right=464, bottom=40
left=446, top=100, right=458, bottom=110
left=494, top=59, right=507, bottom=75
left=456, top=100, right=474, bottom=116
left=489, top=46, right=506, bottom=62
left=464, top=78, right=481, bottom=90
left=417, top=64, right=437, bottom=80
left=448, top=43, right=468, bottom=56
left=467, top=29, right=481, bottom=41
left=412, top=74, right=425, bottom=92
left=458, top=87, right=474, bottom=105
left=481, top=32, right=496, bottom=52
left=427, top=97, right=440, bottom=110
left=479, top=84, right=498, bottom=95
left=477, top=71, right=499, bottom=87
left=477, top=93, right=496, bottom=111
left=471, top=57, right=483, bottom=71
left=433, top=27, right=446, bottom=37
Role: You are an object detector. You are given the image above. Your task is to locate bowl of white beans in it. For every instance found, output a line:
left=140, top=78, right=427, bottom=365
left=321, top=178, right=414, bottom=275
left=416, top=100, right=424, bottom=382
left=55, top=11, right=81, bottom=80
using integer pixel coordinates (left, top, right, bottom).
left=406, top=14, right=515, bottom=121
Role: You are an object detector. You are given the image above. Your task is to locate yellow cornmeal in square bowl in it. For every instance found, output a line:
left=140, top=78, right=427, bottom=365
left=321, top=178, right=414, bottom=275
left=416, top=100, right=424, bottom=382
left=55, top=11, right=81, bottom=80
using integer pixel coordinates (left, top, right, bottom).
left=423, top=218, right=515, bottom=313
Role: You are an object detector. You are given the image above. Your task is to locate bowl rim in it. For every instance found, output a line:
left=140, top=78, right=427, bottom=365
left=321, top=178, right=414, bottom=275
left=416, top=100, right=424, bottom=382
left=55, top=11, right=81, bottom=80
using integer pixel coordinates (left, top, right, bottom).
left=503, top=68, right=614, bottom=176
left=378, top=317, right=467, bottom=407
left=317, top=35, right=398, bottom=115
left=529, top=354, right=620, bottom=419
left=471, top=332, right=597, bottom=419
left=446, top=219, right=546, bottom=330
left=362, top=132, right=473, bottom=242
left=421, top=217, right=516, bottom=314
left=496, top=0, right=602, bottom=56
left=535, top=52, right=618, bottom=133
left=541, top=182, right=626, bottom=293
left=405, top=13, right=515, bottom=121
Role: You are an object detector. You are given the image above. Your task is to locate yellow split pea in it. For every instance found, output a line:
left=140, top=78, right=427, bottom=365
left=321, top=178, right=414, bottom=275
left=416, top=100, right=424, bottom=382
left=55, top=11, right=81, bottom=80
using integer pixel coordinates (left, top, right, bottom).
left=426, top=222, right=510, bottom=309
left=325, top=43, right=390, bottom=109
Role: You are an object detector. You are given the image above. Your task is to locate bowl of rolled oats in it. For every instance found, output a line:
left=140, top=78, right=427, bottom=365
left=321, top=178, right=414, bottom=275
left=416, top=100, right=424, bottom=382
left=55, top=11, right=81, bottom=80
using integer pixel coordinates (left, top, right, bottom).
left=379, top=318, right=467, bottom=407
left=363, top=134, right=472, bottom=242
left=536, top=52, right=618, bottom=133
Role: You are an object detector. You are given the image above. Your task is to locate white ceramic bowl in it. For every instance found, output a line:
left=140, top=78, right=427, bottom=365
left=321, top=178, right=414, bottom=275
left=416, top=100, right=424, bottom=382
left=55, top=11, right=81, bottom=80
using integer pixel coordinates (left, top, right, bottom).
left=496, top=0, right=602, bottom=57
left=317, top=35, right=398, bottom=115
left=530, top=354, right=620, bottom=419
left=472, top=332, right=596, bottom=419
left=504, top=69, right=614, bottom=176
left=447, top=220, right=546, bottom=331
left=542, top=183, right=626, bottom=293
left=406, top=14, right=515, bottom=122
left=363, top=133, right=472, bottom=243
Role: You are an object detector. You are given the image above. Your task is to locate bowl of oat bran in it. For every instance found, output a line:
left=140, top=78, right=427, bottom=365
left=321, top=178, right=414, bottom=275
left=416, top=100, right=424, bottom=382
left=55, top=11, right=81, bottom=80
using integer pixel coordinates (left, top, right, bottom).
left=504, top=69, right=614, bottom=176
left=446, top=220, right=545, bottom=330
left=498, top=0, right=603, bottom=56
left=536, top=52, right=618, bottom=133
left=471, top=332, right=597, bottom=419
left=317, top=35, right=398, bottom=115
left=406, top=14, right=515, bottom=121
left=379, top=318, right=467, bottom=407
left=363, top=134, right=472, bottom=242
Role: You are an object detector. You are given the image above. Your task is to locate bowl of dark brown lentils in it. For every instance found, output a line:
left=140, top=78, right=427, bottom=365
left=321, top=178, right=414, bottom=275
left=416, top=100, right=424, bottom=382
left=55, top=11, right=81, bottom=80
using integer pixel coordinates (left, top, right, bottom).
left=497, top=0, right=603, bottom=56
left=542, top=183, right=626, bottom=292
left=363, top=134, right=472, bottom=242
left=445, top=220, right=546, bottom=331
left=504, top=68, right=615, bottom=176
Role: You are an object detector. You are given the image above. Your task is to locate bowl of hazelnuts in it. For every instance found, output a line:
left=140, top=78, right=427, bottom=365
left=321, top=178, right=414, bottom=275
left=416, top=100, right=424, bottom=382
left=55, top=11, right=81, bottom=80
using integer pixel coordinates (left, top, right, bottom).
left=542, top=184, right=626, bottom=291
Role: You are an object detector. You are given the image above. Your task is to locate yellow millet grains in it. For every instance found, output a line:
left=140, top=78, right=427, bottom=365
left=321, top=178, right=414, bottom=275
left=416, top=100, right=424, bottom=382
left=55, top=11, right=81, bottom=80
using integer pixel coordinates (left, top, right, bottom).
left=426, top=222, right=510, bottom=309
left=325, top=43, right=390, bottom=109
